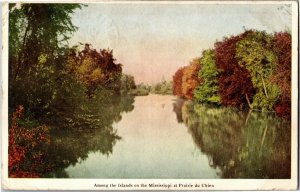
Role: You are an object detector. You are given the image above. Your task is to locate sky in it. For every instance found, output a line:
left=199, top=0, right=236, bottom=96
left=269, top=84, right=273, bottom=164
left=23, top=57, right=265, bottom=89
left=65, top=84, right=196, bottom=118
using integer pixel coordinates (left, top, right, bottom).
left=69, top=3, right=291, bottom=84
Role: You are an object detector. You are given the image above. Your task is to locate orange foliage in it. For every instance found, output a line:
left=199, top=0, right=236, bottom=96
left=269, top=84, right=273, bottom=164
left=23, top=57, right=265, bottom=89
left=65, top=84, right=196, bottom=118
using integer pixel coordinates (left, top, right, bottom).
left=181, top=58, right=202, bottom=100
left=9, top=106, right=51, bottom=178
left=173, top=67, right=185, bottom=97
left=67, top=44, right=123, bottom=97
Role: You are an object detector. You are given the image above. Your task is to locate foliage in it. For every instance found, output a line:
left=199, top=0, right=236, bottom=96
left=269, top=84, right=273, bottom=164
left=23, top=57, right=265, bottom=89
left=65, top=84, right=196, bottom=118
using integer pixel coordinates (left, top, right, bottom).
left=236, top=30, right=280, bottom=111
left=215, top=31, right=255, bottom=108
left=151, top=79, right=173, bottom=95
left=9, top=3, right=82, bottom=80
left=172, top=29, right=291, bottom=116
left=9, top=106, right=51, bottom=178
left=172, top=67, right=185, bottom=97
left=130, top=83, right=151, bottom=96
left=194, top=49, right=220, bottom=104
left=181, top=58, right=202, bottom=99
left=271, top=32, right=291, bottom=117
left=9, top=3, right=83, bottom=119
left=120, top=74, right=136, bottom=93
left=67, top=44, right=122, bottom=98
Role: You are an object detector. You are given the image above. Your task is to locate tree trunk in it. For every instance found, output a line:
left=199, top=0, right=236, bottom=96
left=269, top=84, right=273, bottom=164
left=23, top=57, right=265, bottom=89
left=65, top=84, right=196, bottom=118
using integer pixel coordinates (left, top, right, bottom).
left=15, top=25, right=30, bottom=80
left=261, top=75, right=268, bottom=97
left=245, top=93, right=253, bottom=109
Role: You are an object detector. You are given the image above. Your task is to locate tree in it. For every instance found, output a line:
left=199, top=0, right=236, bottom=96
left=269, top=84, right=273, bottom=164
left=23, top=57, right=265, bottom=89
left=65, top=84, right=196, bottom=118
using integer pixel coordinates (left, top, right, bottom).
left=194, top=49, right=220, bottom=104
left=151, top=78, right=173, bottom=95
left=172, top=67, right=185, bottom=97
left=121, top=74, right=136, bottom=93
left=236, top=30, right=280, bottom=111
left=215, top=31, right=255, bottom=108
left=9, top=3, right=82, bottom=79
left=9, top=3, right=83, bottom=118
left=181, top=58, right=202, bottom=100
left=67, top=44, right=122, bottom=98
left=271, top=32, right=291, bottom=117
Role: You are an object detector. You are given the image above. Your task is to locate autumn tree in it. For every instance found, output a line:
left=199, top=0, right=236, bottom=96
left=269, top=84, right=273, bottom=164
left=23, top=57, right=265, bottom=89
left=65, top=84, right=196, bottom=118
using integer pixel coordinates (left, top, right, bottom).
left=271, top=32, right=291, bottom=117
left=215, top=32, right=255, bottom=108
left=236, top=30, right=280, bottom=111
left=194, top=49, right=220, bottom=104
left=173, top=67, right=185, bottom=97
left=67, top=44, right=122, bottom=98
left=181, top=58, right=202, bottom=100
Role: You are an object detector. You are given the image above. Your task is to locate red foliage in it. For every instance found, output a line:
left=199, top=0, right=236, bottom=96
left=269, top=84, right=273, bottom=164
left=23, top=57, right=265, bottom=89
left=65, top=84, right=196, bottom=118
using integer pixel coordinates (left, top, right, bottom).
left=272, top=32, right=291, bottom=118
left=9, top=106, right=51, bottom=178
left=173, top=67, right=185, bottom=97
left=275, top=103, right=291, bottom=118
left=214, top=32, right=255, bottom=108
left=68, top=44, right=123, bottom=98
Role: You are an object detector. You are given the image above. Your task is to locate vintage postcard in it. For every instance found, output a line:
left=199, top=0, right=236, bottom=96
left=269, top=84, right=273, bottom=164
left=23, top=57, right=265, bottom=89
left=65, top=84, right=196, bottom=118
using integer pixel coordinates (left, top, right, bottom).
left=1, top=0, right=298, bottom=190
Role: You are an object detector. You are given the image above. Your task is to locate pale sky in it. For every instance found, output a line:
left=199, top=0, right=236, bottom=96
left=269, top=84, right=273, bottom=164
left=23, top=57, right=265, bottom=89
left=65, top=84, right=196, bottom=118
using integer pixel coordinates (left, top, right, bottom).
left=69, top=3, right=291, bottom=84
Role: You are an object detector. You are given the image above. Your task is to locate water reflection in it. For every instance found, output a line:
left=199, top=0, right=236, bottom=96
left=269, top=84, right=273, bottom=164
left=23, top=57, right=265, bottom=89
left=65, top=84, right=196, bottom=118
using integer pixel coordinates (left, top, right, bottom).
left=44, top=94, right=135, bottom=177
left=63, top=95, right=219, bottom=178
left=173, top=100, right=291, bottom=178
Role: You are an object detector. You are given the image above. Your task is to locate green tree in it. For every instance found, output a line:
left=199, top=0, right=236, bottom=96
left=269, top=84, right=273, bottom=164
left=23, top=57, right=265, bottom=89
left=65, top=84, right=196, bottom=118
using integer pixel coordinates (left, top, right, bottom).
left=9, top=3, right=83, bottom=118
left=120, top=74, right=136, bottom=93
left=236, top=31, right=280, bottom=111
left=151, top=78, right=173, bottom=95
left=194, top=49, right=220, bottom=104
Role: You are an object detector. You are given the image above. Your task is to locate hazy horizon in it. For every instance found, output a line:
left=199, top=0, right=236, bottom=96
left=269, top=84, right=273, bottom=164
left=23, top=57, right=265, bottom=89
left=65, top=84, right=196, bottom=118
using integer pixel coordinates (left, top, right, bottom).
left=69, top=3, right=291, bottom=84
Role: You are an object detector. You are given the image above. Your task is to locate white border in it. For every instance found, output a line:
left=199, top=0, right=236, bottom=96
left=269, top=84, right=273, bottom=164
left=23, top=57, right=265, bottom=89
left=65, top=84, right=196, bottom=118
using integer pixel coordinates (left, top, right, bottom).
left=1, top=1, right=298, bottom=190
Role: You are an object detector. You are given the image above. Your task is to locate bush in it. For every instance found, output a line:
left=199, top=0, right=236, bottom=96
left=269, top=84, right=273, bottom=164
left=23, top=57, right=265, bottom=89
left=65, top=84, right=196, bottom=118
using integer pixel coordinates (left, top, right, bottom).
left=9, top=106, right=51, bottom=178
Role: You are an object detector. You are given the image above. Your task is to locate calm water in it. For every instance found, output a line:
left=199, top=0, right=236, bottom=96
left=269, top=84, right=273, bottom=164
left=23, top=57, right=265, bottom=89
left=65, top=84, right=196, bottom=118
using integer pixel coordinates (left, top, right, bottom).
left=47, top=94, right=290, bottom=179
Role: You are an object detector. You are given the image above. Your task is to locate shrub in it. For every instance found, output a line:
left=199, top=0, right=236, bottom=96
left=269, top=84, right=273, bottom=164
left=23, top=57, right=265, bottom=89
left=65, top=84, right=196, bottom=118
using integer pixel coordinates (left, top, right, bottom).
left=9, top=106, right=51, bottom=178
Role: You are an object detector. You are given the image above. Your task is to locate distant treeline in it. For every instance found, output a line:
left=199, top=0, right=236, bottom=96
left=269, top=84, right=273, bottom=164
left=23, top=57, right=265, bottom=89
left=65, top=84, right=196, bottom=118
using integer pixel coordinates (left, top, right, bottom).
left=121, top=76, right=173, bottom=96
left=173, top=30, right=291, bottom=118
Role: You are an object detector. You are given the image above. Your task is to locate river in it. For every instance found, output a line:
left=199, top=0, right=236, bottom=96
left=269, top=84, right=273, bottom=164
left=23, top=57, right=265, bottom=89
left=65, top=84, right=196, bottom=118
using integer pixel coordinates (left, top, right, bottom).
left=46, top=94, right=291, bottom=179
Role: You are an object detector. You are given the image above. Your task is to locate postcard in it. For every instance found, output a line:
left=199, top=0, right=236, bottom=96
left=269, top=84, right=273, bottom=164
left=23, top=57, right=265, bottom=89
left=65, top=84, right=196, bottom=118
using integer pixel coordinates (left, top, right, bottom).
left=1, top=1, right=298, bottom=190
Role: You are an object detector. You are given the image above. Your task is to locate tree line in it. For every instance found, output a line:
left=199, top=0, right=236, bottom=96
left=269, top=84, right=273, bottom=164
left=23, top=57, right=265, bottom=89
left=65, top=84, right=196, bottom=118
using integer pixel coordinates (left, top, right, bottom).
left=173, top=30, right=291, bottom=118
left=8, top=3, right=137, bottom=177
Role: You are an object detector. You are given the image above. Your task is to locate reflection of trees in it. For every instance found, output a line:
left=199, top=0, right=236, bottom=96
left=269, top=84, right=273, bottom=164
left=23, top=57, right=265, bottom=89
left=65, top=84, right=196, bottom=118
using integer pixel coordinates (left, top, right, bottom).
left=172, top=98, right=185, bottom=123
left=177, top=100, right=290, bottom=178
left=43, top=94, right=135, bottom=177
